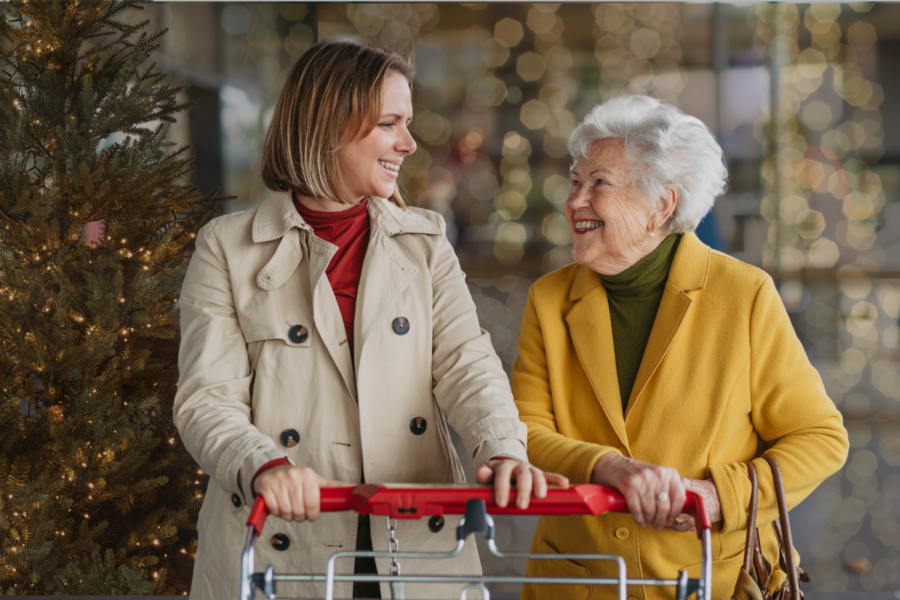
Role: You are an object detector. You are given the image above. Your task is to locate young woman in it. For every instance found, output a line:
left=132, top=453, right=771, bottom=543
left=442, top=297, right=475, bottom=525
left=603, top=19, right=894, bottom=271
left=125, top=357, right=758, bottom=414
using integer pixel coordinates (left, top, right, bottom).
left=174, top=39, right=565, bottom=600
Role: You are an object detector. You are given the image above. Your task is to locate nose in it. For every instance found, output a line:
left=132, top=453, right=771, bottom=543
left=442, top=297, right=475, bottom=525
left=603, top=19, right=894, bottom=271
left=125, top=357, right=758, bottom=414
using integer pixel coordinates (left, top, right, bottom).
left=566, top=183, right=591, bottom=211
left=398, top=124, right=417, bottom=155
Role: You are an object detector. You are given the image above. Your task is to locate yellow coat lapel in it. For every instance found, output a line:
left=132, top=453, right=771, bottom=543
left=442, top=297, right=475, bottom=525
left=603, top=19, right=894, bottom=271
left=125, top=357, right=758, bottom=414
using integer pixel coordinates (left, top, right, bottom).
left=625, top=233, right=711, bottom=420
left=565, top=264, right=628, bottom=447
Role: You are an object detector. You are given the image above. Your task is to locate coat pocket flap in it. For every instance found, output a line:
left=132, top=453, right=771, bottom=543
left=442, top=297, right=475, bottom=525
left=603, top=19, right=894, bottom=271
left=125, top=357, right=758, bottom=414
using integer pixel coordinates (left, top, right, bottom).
left=530, top=539, right=592, bottom=600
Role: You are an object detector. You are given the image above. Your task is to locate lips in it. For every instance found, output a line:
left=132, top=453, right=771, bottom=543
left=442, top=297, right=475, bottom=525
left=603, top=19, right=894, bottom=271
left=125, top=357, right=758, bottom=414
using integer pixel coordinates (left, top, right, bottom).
left=378, top=160, right=400, bottom=172
left=574, top=220, right=603, bottom=233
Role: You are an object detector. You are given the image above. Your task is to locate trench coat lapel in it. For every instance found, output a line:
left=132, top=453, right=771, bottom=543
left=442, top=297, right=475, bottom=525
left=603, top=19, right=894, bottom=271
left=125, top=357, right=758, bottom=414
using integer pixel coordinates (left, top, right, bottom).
left=354, top=198, right=441, bottom=371
left=308, top=236, right=358, bottom=399
left=565, top=264, right=628, bottom=447
left=624, top=233, right=711, bottom=420
left=252, top=194, right=357, bottom=398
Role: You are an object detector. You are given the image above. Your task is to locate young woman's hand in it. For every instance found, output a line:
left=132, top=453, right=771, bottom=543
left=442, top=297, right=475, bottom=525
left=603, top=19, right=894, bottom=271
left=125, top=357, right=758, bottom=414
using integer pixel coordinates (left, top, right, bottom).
left=475, top=459, right=569, bottom=509
left=253, top=465, right=350, bottom=522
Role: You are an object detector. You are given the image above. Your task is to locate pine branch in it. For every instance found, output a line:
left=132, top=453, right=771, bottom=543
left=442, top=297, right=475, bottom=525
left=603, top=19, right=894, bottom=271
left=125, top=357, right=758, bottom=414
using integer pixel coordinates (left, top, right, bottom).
left=0, top=0, right=229, bottom=593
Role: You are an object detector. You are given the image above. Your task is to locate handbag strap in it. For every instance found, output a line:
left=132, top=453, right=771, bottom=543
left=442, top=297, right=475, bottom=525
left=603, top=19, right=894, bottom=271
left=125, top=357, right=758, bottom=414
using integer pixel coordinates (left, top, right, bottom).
left=743, top=463, right=759, bottom=573
left=761, top=454, right=801, bottom=600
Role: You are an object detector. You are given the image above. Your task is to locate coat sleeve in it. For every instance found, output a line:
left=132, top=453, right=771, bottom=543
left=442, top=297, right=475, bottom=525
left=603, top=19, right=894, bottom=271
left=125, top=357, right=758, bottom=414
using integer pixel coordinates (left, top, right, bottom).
left=429, top=224, right=528, bottom=471
left=708, top=275, right=849, bottom=534
left=511, top=286, right=623, bottom=484
left=174, top=222, right=290, bottom=503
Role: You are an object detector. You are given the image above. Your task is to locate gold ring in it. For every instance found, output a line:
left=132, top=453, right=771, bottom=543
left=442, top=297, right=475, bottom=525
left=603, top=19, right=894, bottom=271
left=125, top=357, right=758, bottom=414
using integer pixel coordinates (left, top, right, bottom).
left=673, top=518, right=684, bottom=527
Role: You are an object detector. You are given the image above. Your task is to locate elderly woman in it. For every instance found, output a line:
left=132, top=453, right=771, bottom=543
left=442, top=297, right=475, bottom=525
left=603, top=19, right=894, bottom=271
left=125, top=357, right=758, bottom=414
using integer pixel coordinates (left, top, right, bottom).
left=513, top=95, right=848, bottom=599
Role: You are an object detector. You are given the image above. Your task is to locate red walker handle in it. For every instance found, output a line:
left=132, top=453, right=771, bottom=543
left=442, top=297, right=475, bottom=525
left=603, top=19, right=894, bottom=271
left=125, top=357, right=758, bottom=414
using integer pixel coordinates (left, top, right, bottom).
left=246, top=488, right=353, bottom=535
left=246, top=484, right=710, bottom=538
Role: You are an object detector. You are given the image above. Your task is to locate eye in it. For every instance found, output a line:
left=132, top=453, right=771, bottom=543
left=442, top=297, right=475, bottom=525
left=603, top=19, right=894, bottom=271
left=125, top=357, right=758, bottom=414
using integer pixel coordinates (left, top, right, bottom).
left=379, top=122, right=396, bottom=129
left=595, top=178, right=605, bottom=186
left=571, top=179, right=581, bottom=187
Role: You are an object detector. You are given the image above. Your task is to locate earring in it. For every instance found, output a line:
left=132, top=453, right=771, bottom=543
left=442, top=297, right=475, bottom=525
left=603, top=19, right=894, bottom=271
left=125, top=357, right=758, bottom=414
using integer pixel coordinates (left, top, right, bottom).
left=649, top=231, right=655, bottom=238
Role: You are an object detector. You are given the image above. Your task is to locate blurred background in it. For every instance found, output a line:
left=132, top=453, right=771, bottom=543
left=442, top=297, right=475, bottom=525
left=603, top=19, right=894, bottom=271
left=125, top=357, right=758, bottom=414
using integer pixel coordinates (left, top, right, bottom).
left=144, top=2, right=900, bottom=595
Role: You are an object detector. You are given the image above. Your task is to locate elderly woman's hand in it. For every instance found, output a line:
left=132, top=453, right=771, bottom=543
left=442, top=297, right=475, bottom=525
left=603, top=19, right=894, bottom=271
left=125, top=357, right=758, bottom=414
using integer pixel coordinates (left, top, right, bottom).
left=591, top=453, right=687, bottom=530
left=476, top=459, right=569, bottom=509
left=666, top=476, right=723, bottom=532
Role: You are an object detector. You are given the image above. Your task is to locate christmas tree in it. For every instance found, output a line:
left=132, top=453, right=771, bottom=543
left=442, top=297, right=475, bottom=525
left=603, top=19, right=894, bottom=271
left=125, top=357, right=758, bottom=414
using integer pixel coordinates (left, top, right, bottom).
left=0, top=0, right=223, bottom=594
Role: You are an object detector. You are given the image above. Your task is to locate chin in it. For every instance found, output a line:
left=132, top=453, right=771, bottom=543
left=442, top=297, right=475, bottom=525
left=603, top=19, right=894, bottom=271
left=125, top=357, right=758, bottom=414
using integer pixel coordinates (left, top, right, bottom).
left=570, top=244, right=593, bottom=265
left=371, top=186, right=394, bottom=199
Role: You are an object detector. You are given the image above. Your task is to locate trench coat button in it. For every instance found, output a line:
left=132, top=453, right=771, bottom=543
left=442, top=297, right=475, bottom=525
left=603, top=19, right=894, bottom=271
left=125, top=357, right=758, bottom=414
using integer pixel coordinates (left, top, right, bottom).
left=392, top=317, right=410, bottom=335
left=231, top=493, right=242, bottom=508
left=428, top=516, right=444, bottom=533
left=281, top=429, right=300, bottom=448
left=615, top=527, right=630, bottom=540
left=409, top=417, right=427, bottom=435
left=288, top=325, right=308, bottom=344
left=271, top=533, right=290, bottom=551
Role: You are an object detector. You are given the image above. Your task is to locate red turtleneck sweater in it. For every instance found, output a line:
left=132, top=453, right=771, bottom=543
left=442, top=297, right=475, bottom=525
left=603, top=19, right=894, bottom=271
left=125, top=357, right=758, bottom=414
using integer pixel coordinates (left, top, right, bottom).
left=294, top=197, right=371, bottom=352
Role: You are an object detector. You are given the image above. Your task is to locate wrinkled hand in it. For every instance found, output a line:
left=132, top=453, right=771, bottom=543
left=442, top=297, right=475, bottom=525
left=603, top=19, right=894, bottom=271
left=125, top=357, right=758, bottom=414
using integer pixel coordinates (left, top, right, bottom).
left=475, top=459, right=569, bottom=509
left=591, top=453, right=687, bottom=530
left=253, top=465, right=351, bottom=522
left=666, top=477, right=723, bottom=532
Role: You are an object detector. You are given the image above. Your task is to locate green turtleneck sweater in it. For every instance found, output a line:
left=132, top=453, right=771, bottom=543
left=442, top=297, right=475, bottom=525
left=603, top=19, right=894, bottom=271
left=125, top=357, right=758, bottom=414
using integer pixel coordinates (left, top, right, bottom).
left=599, top=234, right=681, bottom=412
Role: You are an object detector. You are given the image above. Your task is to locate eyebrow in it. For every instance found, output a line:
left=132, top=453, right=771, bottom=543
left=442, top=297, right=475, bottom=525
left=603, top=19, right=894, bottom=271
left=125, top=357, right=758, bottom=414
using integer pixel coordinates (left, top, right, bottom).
left=380, top=113, right=411, bottom=120
left=570, top=167, right=612, bottom=177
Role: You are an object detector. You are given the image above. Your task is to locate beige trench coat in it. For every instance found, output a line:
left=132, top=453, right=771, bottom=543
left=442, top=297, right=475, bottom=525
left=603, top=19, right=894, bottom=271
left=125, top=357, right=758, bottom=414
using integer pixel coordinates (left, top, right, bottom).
left=175, top=194, right=528, bottom=600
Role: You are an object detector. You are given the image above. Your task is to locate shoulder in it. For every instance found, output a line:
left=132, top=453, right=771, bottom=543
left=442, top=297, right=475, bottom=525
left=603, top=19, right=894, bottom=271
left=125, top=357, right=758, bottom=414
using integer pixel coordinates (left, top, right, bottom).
left=529, top=263, right=581, bottom=303
left=705, top=249, right=771, bottom=299
left=370, top=197, right=444, bottom=236
left=405, top=206, right=447, bottom=233
left=202, top=206, right=258, bottom=243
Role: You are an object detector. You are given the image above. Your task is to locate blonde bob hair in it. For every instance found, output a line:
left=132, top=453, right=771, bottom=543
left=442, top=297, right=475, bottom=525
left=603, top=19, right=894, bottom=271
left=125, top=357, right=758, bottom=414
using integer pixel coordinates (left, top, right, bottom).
left=261, top=39, right=414, bottom=207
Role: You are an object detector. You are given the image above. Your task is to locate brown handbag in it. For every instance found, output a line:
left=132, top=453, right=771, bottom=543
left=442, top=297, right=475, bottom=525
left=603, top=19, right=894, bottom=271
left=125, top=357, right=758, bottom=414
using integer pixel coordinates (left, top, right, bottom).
left=731, top=454, right=809, bottom=600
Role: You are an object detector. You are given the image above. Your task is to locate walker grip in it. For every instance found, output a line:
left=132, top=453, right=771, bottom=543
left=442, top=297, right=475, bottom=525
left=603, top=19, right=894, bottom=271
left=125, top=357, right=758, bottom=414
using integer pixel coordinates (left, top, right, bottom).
left=246, top=488, right=354, bottom=535
left=247, top=484, right=709, bottom=538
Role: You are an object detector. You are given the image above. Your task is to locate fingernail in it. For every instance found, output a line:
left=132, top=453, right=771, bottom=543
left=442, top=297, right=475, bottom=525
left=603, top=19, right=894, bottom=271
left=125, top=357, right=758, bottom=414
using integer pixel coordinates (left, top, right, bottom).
left=518, top=498, right=527, bottom=508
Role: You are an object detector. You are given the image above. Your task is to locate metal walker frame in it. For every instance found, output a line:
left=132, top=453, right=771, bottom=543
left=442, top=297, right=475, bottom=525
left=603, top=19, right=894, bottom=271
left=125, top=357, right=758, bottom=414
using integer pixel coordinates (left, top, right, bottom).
left=239, top=485, right=713, bottom=600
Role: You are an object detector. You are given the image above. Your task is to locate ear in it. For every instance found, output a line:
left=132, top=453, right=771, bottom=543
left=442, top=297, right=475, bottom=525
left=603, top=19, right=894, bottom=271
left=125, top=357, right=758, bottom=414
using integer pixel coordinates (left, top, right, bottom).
left=650, top=185, right=677, bottom=231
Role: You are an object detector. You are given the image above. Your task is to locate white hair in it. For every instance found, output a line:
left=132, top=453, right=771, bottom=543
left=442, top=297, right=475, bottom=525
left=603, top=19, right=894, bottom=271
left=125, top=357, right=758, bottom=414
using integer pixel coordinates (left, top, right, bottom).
left=569, top=95, right=728, bottom=234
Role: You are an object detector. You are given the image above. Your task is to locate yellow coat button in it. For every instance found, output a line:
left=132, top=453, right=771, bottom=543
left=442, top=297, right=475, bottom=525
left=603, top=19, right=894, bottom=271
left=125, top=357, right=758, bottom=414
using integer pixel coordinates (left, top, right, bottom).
left=617, top=446, right=628, bottom=456
left=615, top=527, right=630, bottom=540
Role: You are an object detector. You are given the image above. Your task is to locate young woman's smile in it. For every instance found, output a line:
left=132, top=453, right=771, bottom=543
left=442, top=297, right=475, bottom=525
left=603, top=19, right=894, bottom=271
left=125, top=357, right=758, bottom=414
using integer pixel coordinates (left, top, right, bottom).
left=338, top=72, right=416, bottom=202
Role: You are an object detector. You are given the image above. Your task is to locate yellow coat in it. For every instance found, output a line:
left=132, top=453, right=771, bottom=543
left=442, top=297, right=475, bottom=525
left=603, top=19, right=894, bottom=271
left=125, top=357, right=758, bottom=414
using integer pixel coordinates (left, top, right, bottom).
left=512, top=233, right=848, bottom=600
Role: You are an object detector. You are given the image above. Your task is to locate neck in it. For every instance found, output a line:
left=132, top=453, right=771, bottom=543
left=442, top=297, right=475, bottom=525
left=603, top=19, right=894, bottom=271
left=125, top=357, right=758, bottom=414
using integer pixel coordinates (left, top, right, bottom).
left=592, top=229, right=668, bottom=276
left=293, top=193, right=363, bottom=213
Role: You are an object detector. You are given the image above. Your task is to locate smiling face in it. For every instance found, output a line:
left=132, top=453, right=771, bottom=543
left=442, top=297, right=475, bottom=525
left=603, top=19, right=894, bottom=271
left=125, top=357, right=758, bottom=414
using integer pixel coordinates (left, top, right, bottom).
left=566, top=138, right=672, bottom=276
left=335, top=72, right=416, bottom=205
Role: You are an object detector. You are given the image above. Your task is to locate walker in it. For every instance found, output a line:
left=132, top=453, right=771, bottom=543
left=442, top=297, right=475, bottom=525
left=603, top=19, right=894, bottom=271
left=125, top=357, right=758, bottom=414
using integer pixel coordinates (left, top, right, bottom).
left=239, top=483, right=712, bottom=600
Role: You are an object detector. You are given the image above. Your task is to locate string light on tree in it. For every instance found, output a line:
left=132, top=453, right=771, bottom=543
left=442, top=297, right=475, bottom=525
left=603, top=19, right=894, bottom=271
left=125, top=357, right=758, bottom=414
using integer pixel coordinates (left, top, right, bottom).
left=0, top=0, right=225, bottom=594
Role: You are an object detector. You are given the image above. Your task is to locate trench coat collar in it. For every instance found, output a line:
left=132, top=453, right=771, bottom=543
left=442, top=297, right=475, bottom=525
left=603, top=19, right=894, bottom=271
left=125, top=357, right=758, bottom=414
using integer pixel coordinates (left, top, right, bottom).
left=564, top=232, right=711, bottom=444
left=253, top=194, right=441, bottom=292
left=251, top=193, right=441, bottom=244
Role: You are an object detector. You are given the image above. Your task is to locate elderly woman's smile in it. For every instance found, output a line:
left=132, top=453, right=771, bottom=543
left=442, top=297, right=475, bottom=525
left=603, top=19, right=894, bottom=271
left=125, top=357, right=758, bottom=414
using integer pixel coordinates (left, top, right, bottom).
left=566, top=137, right=671, bottom=276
